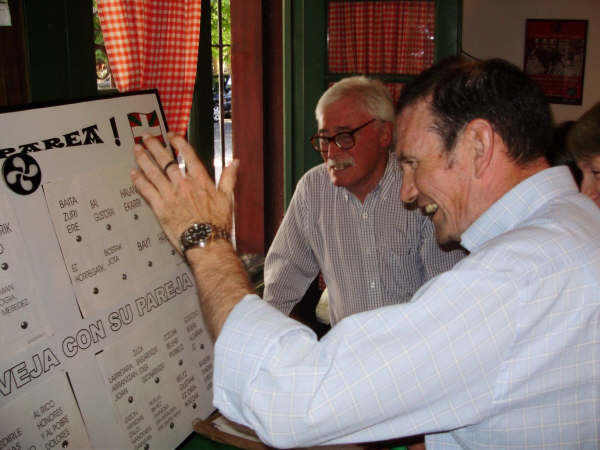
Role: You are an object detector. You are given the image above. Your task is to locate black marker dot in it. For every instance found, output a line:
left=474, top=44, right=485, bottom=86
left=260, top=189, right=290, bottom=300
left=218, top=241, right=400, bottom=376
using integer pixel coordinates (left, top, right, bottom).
left=128, top=396, right=134, bottom=403
left=133, top=214, right=139, bottom=220
left=144, top=444, right=149, bottom=450
left=1, top=263, right=7, bottom=270
left=20, top=321, right=28, bottom=329
left=200, top=344, right=204, bottom=350
left=178, top=359, right=183, bottom=366
left=122, top=273, right=127, bottom=280
left=93, top=287, right=99, bottom=294
left=192, top=403, right=197, bottom=409
left=171, top=249, right=175, bottom=256
left=154, top=377, right=160, bottom=384
left=61, top=440, right=69, bottom=448
left=75, top=235, right=82, bottom=242
left=147, top=261, right=153, bottom=267
left=106, top=224, right=112, bottom=231
left=169, top=422, right=174, bottom=429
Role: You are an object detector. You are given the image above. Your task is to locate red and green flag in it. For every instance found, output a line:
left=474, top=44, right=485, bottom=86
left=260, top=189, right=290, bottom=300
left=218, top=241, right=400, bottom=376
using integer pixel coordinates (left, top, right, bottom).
left=127, top=111, right=165, bottom=145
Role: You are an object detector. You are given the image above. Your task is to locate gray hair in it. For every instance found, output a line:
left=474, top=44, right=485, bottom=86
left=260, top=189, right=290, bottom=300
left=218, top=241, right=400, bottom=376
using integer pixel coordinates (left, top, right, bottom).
left=315, top=76, right=394, bottom=125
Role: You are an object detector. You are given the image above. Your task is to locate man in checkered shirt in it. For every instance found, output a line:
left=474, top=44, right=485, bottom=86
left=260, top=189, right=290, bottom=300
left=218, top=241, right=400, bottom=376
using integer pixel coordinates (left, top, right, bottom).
left=132, top=57, right=600, bottom=449
left=263, top=76, right=465, bottom=327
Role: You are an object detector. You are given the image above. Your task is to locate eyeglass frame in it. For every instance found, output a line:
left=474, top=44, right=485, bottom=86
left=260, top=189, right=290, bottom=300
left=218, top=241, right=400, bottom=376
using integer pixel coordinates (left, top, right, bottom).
left=310, top=118, right=377, bottom=153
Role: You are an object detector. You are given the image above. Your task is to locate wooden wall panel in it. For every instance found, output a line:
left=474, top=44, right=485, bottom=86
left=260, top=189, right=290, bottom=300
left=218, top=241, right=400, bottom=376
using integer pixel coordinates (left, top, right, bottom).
left=231, top=0, right=265, bottom=255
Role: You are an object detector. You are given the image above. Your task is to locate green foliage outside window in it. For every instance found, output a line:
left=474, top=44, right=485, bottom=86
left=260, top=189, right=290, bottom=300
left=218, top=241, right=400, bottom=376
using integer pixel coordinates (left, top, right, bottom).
left=211, top=0, right=230, bottom=75
left=92, top=0, right=114, bottom=89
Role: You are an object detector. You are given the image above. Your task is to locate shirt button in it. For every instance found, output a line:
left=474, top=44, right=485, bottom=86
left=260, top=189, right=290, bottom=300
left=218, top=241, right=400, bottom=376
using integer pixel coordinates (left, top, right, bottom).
left=362, top=212, right=368, bottom=219
left=370, top=281, right=375, bottom=289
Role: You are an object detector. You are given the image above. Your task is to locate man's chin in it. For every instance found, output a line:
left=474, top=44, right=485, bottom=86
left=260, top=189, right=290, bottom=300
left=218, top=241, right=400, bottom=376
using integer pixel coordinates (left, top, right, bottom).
left=435, top=232, right=450, bottom=245
left=433, top=219, right=453, bottom=244
left=435, top=226, right=461, bottom=245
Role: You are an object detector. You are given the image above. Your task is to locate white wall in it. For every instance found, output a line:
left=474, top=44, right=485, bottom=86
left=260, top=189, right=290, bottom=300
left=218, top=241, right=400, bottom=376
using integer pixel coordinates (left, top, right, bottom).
left=462, top=0, right=599, bottom=123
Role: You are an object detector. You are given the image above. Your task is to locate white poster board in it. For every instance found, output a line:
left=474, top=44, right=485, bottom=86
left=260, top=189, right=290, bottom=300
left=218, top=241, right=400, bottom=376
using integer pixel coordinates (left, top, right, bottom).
left=0, top=91, right=215, bottom=450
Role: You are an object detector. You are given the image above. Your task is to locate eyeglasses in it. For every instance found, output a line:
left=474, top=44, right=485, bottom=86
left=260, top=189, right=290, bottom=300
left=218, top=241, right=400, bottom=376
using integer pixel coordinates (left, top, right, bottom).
left=310, top=118, right=377, bottom=153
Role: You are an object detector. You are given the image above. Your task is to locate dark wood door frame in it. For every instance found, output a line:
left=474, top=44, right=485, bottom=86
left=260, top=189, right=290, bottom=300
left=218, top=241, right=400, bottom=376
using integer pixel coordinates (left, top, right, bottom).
left=231, top=0, right=265, bottom=255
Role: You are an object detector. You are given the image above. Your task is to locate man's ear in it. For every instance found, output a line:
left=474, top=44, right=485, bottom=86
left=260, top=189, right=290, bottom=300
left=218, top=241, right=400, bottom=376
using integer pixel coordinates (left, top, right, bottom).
left=464, top=119, right=494, bottom=178
left=379, top=121, right=394, bottom=149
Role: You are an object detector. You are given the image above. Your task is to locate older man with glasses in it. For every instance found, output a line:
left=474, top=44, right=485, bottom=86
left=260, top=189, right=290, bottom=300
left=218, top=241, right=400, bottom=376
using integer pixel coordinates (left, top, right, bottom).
left=263, top=76, right=465, bottom=327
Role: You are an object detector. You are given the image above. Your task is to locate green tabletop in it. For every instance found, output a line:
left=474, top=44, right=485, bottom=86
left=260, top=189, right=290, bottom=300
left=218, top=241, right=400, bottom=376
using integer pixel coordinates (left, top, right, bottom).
left=178, top=432, right=242, bottom=450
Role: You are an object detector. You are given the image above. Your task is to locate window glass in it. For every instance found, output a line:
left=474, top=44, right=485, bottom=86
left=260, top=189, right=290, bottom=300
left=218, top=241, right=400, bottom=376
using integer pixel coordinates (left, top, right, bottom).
left=92, top=0, right=115, bottom=91
left=211, top=0, right=232, bottom=182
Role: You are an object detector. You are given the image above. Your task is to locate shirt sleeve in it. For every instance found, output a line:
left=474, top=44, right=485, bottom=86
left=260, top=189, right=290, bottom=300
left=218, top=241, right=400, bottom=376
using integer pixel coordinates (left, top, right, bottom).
left=262, top=177, right=320, bottom=315
left=213, top=261, right=519, bottom=449
left=418, top=215, right=468, bottom=280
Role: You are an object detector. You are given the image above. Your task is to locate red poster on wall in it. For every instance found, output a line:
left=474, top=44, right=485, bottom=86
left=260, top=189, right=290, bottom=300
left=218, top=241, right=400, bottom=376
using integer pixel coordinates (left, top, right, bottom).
left=523, top=19, right=587, bottom=105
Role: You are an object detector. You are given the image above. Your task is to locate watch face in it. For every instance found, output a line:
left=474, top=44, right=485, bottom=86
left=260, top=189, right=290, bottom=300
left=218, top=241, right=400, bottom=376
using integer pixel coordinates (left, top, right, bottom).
left=183, top=223, right=212, bottom=247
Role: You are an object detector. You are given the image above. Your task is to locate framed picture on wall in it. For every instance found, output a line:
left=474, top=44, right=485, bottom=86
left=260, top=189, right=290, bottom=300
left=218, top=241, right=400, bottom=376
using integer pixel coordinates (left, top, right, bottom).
left=523, top=19, right=587, bottom=105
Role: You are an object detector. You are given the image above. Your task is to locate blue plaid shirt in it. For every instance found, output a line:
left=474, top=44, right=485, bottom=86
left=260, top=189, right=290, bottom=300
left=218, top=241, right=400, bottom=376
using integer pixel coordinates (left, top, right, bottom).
left=214, top=167, right=600, bottom=449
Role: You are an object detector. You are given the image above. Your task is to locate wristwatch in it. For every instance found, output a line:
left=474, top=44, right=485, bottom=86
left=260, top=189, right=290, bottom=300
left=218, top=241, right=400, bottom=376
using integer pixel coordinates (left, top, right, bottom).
left=180, top=223, right=230, bottom=254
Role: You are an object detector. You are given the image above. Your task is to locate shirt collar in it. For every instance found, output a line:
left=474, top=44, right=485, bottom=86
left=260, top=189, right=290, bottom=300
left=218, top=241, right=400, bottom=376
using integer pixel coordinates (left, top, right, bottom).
left=460, top=166, right=578, bottom=252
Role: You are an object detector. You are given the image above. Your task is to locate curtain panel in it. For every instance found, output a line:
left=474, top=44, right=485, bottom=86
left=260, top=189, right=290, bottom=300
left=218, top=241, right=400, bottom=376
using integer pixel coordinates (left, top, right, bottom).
left=328, top=0, right=436, bottom=103
left=97, top=0, right=202, bottom=136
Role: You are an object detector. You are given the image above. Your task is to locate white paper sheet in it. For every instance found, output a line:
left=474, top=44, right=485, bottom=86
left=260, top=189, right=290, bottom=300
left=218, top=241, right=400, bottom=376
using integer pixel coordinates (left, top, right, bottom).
left=43, top=162, right=185, bottom=316
left=96, top=301, right=214, bottom=450
left=0, top=370, right=92, bottom=449
left=0, top=191, right=50, bottom=360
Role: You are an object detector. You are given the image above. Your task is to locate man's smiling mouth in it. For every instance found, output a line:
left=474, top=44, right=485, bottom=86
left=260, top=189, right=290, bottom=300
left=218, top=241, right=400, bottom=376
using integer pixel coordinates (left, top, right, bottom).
left=424, top=203, right=439, bottom=215
left=327, top=159, right=354, bottom=171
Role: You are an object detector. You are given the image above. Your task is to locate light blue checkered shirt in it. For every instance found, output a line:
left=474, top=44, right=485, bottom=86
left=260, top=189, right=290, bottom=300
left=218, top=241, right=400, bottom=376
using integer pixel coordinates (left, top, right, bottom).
left=214, top=166, right=600, bottom=449
left=264, top=155, right=465, bottom=325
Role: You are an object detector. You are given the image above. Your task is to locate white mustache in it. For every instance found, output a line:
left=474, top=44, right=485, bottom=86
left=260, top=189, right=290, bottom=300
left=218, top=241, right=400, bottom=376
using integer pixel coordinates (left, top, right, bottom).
left=327, top=157, right=355, bottom=170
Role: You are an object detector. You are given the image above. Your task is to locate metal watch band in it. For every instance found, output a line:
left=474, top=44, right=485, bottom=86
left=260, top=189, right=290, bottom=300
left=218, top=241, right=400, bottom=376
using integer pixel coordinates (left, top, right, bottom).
left=180, top=223, right=231, bottom=255
left=205, top=225, right=230, bottom=244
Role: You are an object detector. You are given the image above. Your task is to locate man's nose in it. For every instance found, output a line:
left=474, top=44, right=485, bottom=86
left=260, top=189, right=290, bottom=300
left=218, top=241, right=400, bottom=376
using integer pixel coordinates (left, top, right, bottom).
left=325, top=140, right=342, bottom=157
left=400, top=170, right=418, bottom=204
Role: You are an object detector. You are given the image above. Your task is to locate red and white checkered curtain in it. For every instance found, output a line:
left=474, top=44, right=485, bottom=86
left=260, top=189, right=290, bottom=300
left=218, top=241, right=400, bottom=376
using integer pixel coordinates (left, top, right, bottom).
left=97, top=0, right=202, bottom=136
left=328, top=1, right=435, bottom=78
